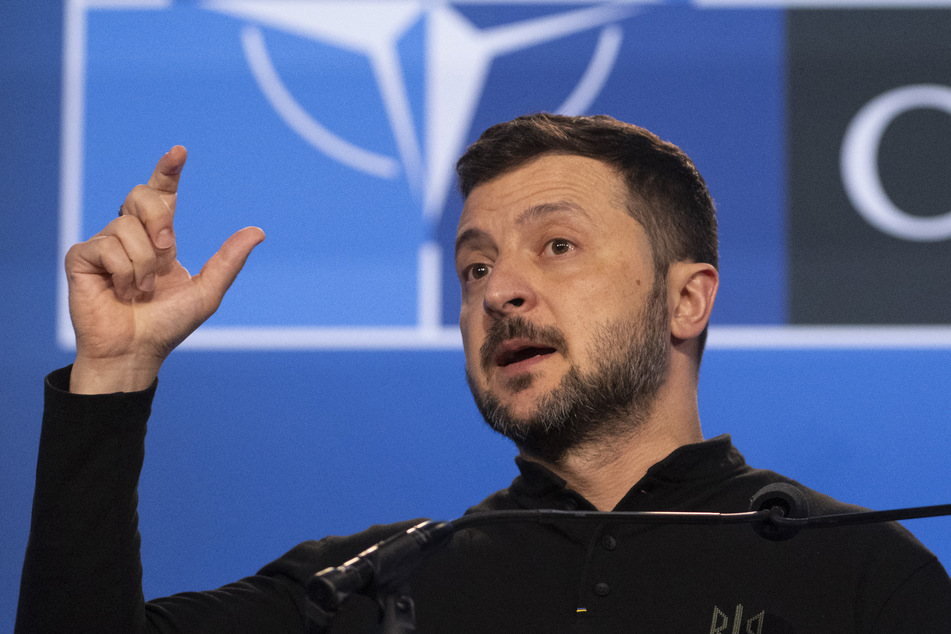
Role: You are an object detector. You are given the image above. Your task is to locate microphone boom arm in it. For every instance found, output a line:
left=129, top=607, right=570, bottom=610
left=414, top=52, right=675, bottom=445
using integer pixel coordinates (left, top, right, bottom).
left=306, top=491, right=951, bottom=632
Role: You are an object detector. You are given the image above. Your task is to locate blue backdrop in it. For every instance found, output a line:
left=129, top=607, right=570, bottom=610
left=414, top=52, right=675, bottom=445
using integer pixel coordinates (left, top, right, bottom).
left=3, top=2, right=950, bottom=630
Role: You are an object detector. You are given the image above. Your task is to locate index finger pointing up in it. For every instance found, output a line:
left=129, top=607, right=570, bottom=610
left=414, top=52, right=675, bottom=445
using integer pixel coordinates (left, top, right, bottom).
left=147, top=145, right=188, bottom=193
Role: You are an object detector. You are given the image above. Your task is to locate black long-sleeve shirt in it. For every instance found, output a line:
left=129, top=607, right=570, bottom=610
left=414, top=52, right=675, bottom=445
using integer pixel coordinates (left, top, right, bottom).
left=16, top=366, right=951, bottom=632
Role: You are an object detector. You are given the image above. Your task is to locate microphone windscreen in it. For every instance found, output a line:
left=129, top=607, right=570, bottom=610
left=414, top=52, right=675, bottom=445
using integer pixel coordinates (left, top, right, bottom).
left=749, top=483, right=810, bottom=541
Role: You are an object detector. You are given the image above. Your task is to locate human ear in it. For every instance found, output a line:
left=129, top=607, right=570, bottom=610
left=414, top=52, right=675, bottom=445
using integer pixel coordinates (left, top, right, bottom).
left=668, top=262, right=719, bottom=341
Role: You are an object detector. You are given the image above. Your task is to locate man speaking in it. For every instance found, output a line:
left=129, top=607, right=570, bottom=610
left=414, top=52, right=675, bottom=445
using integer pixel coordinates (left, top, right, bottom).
left=17, top=114, right=951, bottom=632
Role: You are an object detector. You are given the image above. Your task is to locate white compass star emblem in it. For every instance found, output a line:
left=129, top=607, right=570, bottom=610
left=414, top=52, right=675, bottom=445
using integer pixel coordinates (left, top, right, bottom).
left=206, top=1, right=642, bottom=221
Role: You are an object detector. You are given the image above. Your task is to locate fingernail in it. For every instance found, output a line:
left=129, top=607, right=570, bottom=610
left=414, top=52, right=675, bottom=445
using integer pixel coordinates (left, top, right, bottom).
left=155, top=228, right=174, bottom=249
left=140, top=273, right=155, bottom=293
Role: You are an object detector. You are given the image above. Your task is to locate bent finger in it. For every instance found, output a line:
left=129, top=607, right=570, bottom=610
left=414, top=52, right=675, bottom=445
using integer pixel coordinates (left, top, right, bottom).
left=98, top=216, right=159, bottom=292
left=121, top=184, right=177, bottom=252
left=68, top=235, right=139, bottom=301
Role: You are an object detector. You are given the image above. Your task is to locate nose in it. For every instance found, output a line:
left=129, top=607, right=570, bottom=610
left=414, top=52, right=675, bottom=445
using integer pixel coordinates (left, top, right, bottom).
left=482, top=257, right=536, bottom=319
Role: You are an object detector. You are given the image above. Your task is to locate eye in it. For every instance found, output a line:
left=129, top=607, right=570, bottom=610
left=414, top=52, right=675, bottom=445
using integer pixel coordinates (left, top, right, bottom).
left=464, top=262, right=491, bottom=282
left=545, top=238, right=574, bottom=256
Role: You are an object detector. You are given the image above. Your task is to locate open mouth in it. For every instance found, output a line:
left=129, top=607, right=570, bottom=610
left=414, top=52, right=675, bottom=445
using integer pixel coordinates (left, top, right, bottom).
left=479, top=319, right=568, bottom=375
left=495, top=342, right=558, bottom=368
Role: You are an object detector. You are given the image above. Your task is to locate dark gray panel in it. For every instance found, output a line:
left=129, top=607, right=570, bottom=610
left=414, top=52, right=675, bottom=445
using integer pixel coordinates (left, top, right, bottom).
left=788, top=10, right=951, bottom=324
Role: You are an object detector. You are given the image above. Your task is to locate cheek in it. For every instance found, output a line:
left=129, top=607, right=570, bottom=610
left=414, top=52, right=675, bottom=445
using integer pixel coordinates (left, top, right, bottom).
left=553, top=276, right=639, bottom=349
left=584, top=258, right=650, bottom=310
left=459, top=309, right=479, bottom=366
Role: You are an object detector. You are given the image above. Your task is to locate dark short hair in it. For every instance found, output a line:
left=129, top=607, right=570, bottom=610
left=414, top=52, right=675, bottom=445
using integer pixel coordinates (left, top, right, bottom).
left=455, top=113, right=719, bottom=358
left=456, top=113, right=718, bottom=272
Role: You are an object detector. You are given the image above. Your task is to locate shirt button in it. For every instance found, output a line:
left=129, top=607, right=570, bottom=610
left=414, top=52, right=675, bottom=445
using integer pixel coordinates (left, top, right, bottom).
left=562, top=498, right=578, bottom=510
left=593, top=582, right=611, bottom=597
left=601, top=535, right=617, bottom=551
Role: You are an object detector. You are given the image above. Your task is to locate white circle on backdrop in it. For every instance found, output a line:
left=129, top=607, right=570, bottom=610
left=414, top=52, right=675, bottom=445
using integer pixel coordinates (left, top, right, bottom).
left=841, top=83, right=951, bottom=242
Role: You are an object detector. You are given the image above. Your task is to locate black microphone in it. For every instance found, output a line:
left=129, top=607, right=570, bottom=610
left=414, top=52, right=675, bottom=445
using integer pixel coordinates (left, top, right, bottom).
left=748, top=483, right=951, bottom=539
left=748, top=483, right=810, bottom=541
left=307, top=520, right=454, bottom=618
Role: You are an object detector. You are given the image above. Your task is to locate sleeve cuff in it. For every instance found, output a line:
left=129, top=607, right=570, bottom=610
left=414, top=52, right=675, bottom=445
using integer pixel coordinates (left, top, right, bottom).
left=44, top=365, right=158, bottom=429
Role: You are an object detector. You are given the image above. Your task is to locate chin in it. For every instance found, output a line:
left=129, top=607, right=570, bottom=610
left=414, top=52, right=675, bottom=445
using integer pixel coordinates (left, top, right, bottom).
left=493, top=397, right=539, bottom=423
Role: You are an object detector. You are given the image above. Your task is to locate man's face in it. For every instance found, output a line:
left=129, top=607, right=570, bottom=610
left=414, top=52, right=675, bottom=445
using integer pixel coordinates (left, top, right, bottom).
left=455, top=154, right=672, bottom=460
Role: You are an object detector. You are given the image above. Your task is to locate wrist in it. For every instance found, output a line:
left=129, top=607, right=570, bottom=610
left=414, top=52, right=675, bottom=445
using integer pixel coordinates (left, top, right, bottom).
left=70, top=355, right=161, bottom=394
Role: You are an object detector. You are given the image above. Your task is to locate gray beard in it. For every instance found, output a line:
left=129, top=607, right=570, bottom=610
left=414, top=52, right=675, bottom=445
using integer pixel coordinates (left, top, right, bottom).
left=466, top=279, right=670, bottom=464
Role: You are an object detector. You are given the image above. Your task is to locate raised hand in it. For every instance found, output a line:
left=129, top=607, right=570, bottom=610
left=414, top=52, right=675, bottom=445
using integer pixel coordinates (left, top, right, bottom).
left=66, top=146, right=265, bottom=394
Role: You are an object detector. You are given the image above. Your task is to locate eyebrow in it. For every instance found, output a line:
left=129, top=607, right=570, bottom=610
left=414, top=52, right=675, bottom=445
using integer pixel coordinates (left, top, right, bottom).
left=454, top=226, right=490, bottom=259
left=455, top=200, right=592, bottom=258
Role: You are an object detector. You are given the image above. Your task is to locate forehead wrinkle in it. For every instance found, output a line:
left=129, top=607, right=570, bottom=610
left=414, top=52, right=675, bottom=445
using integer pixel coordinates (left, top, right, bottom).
left=516, top=200, right=592, bottom=226
left=455, top=200, right=596, bottom=259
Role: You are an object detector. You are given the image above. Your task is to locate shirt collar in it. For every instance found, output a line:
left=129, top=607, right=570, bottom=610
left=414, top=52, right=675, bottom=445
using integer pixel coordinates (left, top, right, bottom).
left=508, top=434, right=748, bottom=511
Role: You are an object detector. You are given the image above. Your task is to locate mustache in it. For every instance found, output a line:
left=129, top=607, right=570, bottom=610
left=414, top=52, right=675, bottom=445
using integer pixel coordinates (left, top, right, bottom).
left=480, top=316, right=569, bottom=373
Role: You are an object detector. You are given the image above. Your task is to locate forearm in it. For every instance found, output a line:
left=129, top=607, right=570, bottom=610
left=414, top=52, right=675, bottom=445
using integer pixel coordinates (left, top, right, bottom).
left=16, top=366, right=156, bottom=633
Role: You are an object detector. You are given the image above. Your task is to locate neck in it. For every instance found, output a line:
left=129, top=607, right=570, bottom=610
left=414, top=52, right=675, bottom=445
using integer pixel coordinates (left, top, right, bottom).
left=520, top=377, right=704, bottom=512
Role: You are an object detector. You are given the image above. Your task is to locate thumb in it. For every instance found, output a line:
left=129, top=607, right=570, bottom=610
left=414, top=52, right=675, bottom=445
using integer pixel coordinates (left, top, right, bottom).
left=195, top=226, right=266, bottom=309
